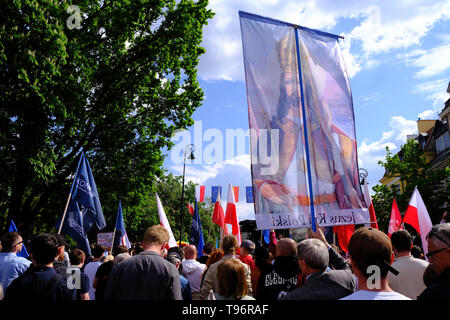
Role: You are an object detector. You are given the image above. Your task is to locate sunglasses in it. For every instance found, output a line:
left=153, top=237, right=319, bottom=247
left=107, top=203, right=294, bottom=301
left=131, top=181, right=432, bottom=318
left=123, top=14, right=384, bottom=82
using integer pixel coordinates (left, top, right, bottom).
left=426, top=247, right=449, bottom=259
left=14, top=241, right=23, bottom=246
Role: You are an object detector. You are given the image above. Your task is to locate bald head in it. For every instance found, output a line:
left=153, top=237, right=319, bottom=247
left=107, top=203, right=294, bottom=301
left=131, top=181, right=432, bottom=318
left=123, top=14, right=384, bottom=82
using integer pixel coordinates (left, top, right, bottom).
left=276, top=238, right=297, bottom=257
left=184, top=245, right=197, bottom=260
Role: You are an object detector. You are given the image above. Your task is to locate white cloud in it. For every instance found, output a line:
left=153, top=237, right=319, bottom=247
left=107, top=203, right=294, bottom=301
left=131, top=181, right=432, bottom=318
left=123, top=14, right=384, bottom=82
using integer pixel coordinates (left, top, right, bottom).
left=413, top=78, right=450, bottom=111
left=418, top=109, right=439, bottom=119
left=357, top=115, right=419, bottom=185
left=405, top=44, right=450, bottom=78
left=198, top=0, right=450, bottom=81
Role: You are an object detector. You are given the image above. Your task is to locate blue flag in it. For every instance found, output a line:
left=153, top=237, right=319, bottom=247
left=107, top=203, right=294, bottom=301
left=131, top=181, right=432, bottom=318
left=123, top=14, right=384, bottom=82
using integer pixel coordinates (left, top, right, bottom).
left=8, top=220, right=29, bottom=258
left=211, top=186, right=222, bottom=203
left=189, top=200, right=204, bottom=257
left=246, top=186, right=254, bottom=203
left=262, top=229, right=270, bottom=245
left=113, top=200, right=131, bottom=249
left=71, top=152, right=106, bottom=234
left=58, top=198, right=92, bottom=256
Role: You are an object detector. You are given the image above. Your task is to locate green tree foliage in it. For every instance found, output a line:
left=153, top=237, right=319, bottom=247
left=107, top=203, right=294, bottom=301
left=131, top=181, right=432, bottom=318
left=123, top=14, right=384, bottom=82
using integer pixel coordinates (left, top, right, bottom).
left=372, top=139, right=449, bottom=233
left=0, top=0, right=214, bottom=237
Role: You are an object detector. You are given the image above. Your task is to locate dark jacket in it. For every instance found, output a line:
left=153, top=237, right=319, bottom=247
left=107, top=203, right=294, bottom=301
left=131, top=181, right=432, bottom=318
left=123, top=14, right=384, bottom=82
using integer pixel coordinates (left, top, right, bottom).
left=104, top=251, right=182, bottom=300
left=256, top=255, right=301, bottom=300
left=53, top=260, right=68, bottom=278
left=280, top=246, right=355, bottom=300
left=418, top=268, right=450, bottom=300
left=4, top=265, right=76, bottom=300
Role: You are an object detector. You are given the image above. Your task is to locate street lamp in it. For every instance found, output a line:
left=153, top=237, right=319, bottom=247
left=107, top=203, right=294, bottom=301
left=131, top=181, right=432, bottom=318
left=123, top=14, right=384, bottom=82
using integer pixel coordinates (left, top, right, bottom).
left=359, top=168, right=368, bottom=185
left=179, top=144, right=195, bottom=246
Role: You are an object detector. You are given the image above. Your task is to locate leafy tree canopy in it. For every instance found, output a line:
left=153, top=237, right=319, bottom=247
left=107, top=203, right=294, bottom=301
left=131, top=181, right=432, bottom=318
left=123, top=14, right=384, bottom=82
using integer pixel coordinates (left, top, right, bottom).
left=0, top=0, right=214, bottom=238
left=372, top=139, right=449, bottom=233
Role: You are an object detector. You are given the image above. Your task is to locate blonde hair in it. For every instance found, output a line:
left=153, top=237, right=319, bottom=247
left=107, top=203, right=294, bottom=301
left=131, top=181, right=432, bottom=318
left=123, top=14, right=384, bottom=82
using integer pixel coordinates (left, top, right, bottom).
left=143, top=225, right=169, bottom=246
left=217, top=259, right=248, bottom=299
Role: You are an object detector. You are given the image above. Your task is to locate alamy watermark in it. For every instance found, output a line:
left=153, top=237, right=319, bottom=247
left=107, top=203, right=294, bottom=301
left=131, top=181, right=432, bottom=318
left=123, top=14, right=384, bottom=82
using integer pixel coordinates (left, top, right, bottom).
left=66, top=5, right=82, bottom=30
left=171, top=121, right=280, bottom=175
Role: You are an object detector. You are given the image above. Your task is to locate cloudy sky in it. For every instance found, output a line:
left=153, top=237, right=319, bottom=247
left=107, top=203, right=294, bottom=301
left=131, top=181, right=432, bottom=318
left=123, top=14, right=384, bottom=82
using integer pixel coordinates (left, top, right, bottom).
left=164, top=0, right=450, bottom=222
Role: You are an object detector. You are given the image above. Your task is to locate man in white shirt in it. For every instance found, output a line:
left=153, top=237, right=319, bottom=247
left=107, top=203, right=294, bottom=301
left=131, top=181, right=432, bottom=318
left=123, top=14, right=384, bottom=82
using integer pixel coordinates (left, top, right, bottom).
left=0, top=232, right=31, bottom=291
left=388, top=230, right=428, bottom=299
left=340, top=227, right=411, bottom=300
left=84, top=244, right=106, bottom=300
left=181, top=245, right=206, bottom=300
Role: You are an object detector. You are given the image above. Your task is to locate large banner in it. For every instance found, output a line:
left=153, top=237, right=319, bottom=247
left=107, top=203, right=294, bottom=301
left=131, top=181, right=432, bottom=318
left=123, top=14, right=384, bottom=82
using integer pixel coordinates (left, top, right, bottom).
left=239, top=11, right=369, bottom=230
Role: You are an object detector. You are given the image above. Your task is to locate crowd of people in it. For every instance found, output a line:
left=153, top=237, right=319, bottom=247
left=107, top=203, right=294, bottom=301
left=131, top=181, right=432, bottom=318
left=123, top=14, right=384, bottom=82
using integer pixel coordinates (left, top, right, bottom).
left=0, top=219, right=449, bottom=300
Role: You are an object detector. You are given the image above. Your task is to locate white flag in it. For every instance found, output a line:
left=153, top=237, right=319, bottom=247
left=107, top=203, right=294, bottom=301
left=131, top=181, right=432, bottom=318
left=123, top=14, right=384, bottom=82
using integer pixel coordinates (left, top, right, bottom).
left=156, top=193, right=178, bottom=248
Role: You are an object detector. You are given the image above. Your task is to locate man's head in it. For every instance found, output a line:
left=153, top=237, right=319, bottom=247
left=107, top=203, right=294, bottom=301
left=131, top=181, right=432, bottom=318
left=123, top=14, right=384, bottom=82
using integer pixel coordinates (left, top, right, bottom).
left=202, top=242, right=214, bottom=256
left=30, top=234, right=59, bottom=266
left=1, top=232, right=23, bottom=254
left=54, top=234, right=66, bottom=261
left=184, top=245, right=198, bottom=260
left=276, top=238, right=297, bottom=257
left=221, top=235, right=238, bottom=255
left=411, top=245, right=423, bottom=259
left=69, top=249, right=86, bottom=267
left=297, top=239, right=329, bottom=276
left=426, top=223, right=450, bottom=275
left=142, top=225, right=170, bottom=255
left=92, top=244, right=106, bottom=259
left=166, top=252, right=182, bottom=273
left=239, top=240, right=255, bottom=257
left=112, top=245, right=129, bottom=257
left=390, top=230, right=413, bottom=255
left=348, top=227, right=394, bottom=280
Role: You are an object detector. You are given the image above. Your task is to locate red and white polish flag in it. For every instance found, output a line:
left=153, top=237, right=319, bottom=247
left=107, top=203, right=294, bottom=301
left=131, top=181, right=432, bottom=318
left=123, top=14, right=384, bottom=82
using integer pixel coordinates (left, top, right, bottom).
left=403, top=186, right=433, bottom=258
left=363, top=177, right=379, bottom=229
left=156, top=193, right=178, bottom=248
left=388, top=198, right=403, bottom=238
left=212, top=192, right=228, bottom=235
left=224, top=183, right=241, bottom=245
left=195, top=186, right=205, bottom=203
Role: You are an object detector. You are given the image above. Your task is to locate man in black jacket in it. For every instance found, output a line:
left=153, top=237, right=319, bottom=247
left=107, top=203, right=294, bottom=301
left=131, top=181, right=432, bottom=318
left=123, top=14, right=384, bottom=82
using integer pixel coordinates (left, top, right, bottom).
left=256, top=237, right=300, bottom=300
left=104, top=225, right=182, bottom=300
left=418, top=223, right=450, bottom=300
left=280, top=224, right=355, bottom=300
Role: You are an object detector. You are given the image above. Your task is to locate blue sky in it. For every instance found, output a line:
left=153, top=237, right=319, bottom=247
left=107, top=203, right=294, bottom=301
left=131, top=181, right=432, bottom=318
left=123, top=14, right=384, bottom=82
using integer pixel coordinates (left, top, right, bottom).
left=164, top=0, right=450, bottom=222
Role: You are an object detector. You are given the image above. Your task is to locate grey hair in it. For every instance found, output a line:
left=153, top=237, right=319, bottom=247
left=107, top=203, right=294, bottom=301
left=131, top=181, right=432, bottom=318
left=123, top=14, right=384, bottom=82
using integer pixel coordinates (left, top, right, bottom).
left=427, top=223, right=450, bottom=246
left=113, top=252, right=131, bottom=265
left=297, top=239, right=329, bottom=271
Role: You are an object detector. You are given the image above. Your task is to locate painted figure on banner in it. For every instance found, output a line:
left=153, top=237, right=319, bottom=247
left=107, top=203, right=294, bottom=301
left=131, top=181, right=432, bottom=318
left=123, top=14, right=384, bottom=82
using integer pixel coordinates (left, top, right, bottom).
left=240, top=13, right=368, bottom=230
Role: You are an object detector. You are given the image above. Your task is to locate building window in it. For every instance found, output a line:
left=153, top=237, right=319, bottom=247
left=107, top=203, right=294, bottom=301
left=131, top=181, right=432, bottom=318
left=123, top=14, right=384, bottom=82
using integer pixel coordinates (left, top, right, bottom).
left=436, top=132, right=450, bottom=153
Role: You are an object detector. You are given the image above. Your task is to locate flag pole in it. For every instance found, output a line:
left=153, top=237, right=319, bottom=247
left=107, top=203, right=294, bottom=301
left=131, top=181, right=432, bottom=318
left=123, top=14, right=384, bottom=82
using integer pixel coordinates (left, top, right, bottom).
left=207, top=205, right=214, bottom=242
left=111, top=227, right=117, bottom=251
left=57, top=152, right=84, bottom=235
left=294, top=28, right=316, bottom=232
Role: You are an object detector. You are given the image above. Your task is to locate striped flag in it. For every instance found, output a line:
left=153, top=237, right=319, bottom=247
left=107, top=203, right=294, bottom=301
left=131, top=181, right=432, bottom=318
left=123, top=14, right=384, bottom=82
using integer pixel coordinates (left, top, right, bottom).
left=156, top=193, right=178, bottom=248
left=212, top=192, right=228, bottom=234
left=363, top=177, right=378, bottom=229
left=388, top=198, right=403, bottom=238
left=403, top=186, right=433, bottom=258
left=233, top=186, right=239, bottom=202
left=224, top=183, right=241, bottom=245
left=195, top=185, right=206, bottom=202
left=113, top=200, right=131, bottom=249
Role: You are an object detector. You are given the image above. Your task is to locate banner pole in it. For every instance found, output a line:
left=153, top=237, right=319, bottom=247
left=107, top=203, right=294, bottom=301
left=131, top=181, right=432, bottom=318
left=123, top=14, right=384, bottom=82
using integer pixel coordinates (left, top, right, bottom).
left=295, top=28, right=316, bottom=232
left=57, top=152, right=84, bottom=234
left=58, top=192, right=72, bottom=235
left=111, top=227, right=117, bottom=251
